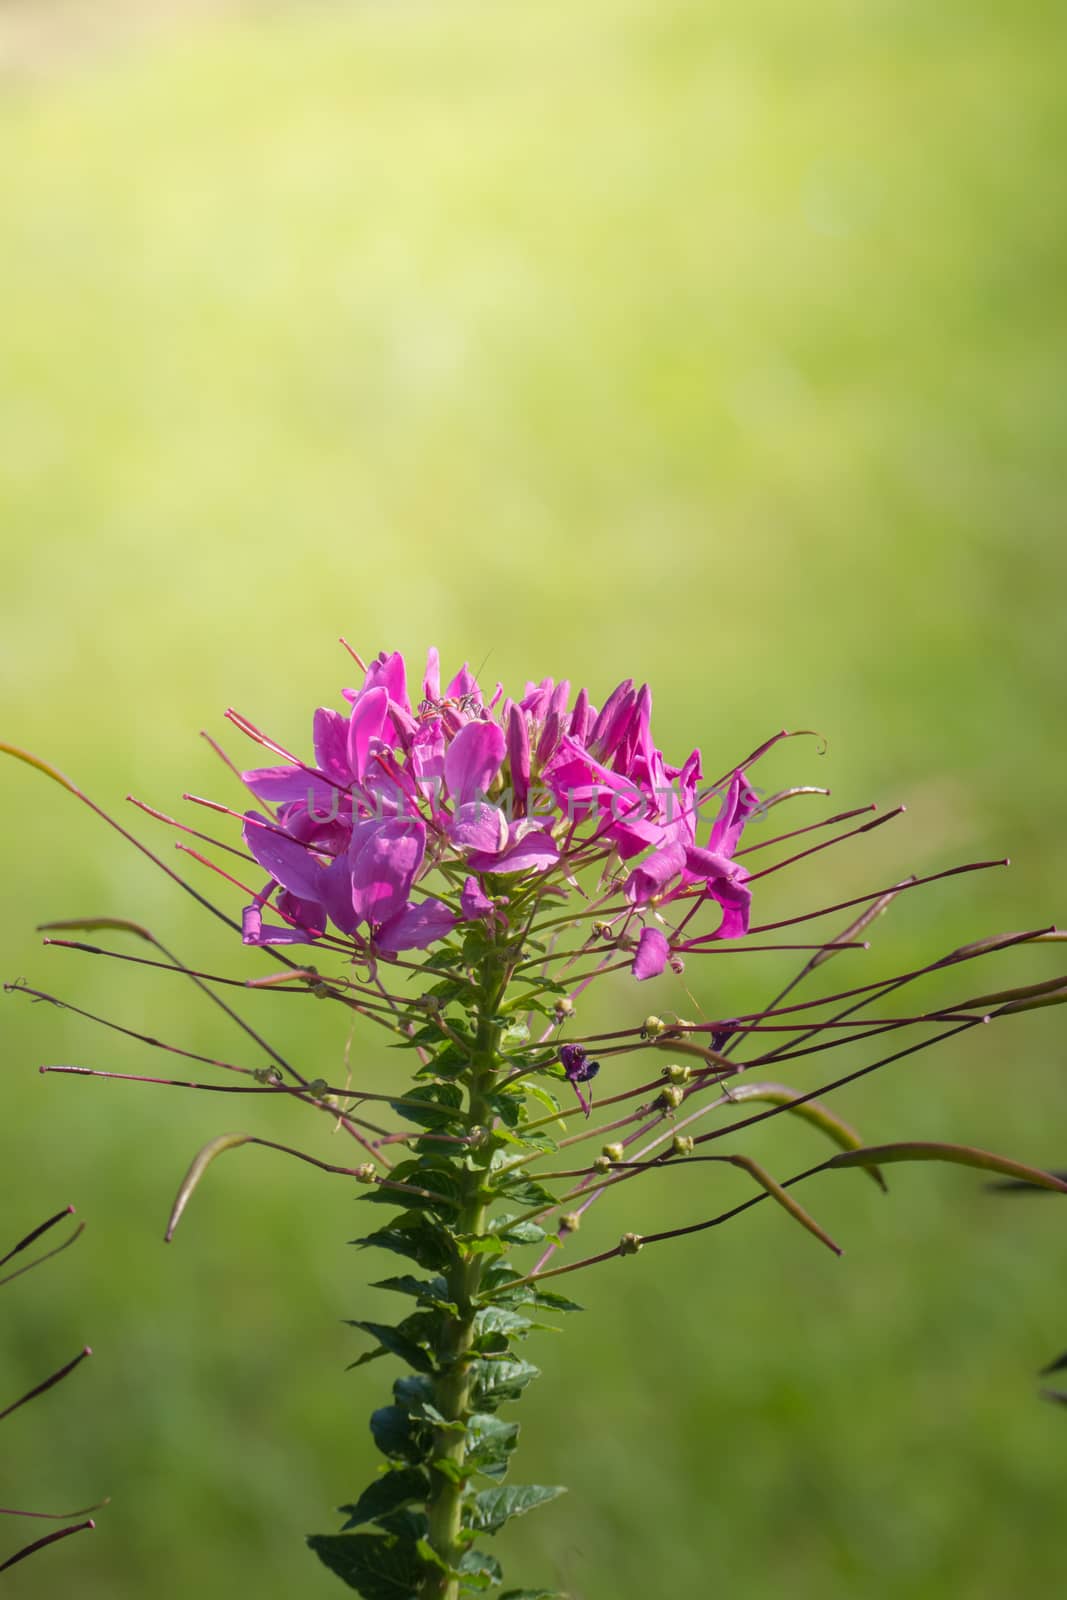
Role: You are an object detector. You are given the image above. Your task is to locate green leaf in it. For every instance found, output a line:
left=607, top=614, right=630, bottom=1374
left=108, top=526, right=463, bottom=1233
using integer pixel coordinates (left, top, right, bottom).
left=347, top=1317, right=439, bottom=1376
left=355, top=1216, right=454, bottom=1273
left=473, top=1307, right=532, bottom=1343
left=391, top=1084, right=465, bottom=1130
left=371, top=1275, right=457, bottom=1314
left=488, top=1092, right=524, bottom=1129
left=824, top=1142, right=1067, bottom=1194
left=478, top=1266, right=582, bottom=1313
left=394, top=1374, right=437, bottom=1413
left=493, top=1215, right=547, bottom=1245
left=465, top=1414, right=519, bottom=1480
left=497, top=1175, right=558, bottom=1211
left=457, top=1548, right=504, bottom=1590
left=499, top=1590, right=564, bottom=1599
left=467, top=1484, right=566, bottom=1535
left=376, top=1510, right=428, bottom=1543
left=306, top=1532, right=426, bottom=1598
left=339, top=1468, right=431, bottom=1531
left=370, top=1406, right=427, bottom=1464
left=471, top=1358, right=540, bottom=1408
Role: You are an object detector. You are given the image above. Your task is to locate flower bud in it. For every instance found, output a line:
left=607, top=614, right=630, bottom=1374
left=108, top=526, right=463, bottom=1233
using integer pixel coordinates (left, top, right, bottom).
left=592, top=1155, right=612, bottom=1174
left=602, top=1142, right=625, bottom=1163
left=619, top=1231, right=643, bottom=1256
left=354, top=1164, right=377, bottom=1185
left=554, top=997, right=576, bottom=1023
left=660, top=1084, right=684, bottom=1110
left=672, top=1134, right=695, bottom=1157
left=560, top=1213, right=581, bottom=1234
left=664, top=1063, right=692, bottom=1085
left=641, top=1015, right=667, bottom=1039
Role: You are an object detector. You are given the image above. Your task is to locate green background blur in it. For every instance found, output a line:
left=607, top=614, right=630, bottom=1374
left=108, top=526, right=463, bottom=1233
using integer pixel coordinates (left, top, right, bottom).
left=2, top=2, right=1065, bottom=1596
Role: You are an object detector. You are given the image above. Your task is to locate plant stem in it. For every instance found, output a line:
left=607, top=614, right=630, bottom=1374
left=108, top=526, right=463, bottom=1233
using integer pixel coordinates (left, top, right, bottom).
left=419, top=954, right=503, bottom=1599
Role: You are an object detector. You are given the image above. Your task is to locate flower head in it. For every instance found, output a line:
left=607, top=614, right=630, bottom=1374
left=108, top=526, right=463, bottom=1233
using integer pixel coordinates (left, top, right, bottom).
left=233, top=647, right=759, bottom=976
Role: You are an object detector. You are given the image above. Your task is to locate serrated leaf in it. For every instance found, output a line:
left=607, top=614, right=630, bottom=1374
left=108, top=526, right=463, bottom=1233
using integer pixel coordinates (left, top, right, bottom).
left=340, top=1468, right=431, bottom=1531
left=488, top=1093, right=523, bottom=1129
left=376, top=1509, right=428, bottom=1543
left=465, top=1414, right=519, bottom=1480
left=497, top=1175, right=558, bottom=1210
left=392, top=1084, right=466, bottom=1130
left=370, top=1406, right=427, bottom=1464
left=464, top=1234, right=507, bottom=1258
left=306, top=1532, right=426, bottom=1598
left=471, top=1358, right=540, bottom=1407
left=370, top=1274, right=457, bottom=1315
left=489, top=1222, right=547, bottom=1248
left=474, top=1308, right=532, bottom=1342
left=355, top=1216, right=454, bottom=1273
left=478, top=1266, right=581, bottom=1313
left=347, top=1318, right=439, bottom=1375
left=467, top=1484, right=566, bottom=1535
left=521, top=1084, right=565, bottom=1121
left=458, top=1548, right=504, bottom=1590
left=394, top=1374, right=437, bottom=1413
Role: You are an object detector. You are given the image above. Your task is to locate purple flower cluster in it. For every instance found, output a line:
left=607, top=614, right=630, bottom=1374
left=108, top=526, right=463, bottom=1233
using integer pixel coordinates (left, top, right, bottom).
left=237, top=648, right=759, bottom=980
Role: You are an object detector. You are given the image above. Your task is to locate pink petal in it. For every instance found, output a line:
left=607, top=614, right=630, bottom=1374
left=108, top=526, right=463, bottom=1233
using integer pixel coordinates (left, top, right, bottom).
left=242, top=812, right=326, bottom=902
left=376, top=897, right=458, bottom=953
left=347, top=686, right=390, bottom=783
left=468, top=824, right=559, bottom=875
left=450, top=801, right=510, bottom=854
left=632, top=926, right=670, bottom=981
left=444, top=720, right=505, bottom=806
left=351, top=817, right=426, bottom=927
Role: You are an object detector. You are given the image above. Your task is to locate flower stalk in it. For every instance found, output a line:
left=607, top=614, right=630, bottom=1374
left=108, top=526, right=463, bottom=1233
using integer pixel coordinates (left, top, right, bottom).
left=4, top=646, right=1066, bottom=1599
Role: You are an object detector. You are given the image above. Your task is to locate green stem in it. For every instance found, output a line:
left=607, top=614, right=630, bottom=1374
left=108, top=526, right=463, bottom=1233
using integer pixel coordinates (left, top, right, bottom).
left=419, top=956, right=504, bottom=1599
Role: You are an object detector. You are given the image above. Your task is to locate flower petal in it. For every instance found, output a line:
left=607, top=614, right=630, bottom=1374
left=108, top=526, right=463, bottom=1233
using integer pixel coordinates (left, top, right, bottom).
left=460, top=876, right=495, bottom=921
left=351, top=817, right=426, bottom=927
left=632, top=926, right=670, bottom=981
left=242, top=812, right=326, bottom=901
left=444, top=719, right=506, bottom=806
left=450, top=801, right=510, bottom=855
left=624, top=842, right=687, bottom=905
left=467, top=824, right=559, bottom=875
left=376, top=898, right=458, bottom=953
left=347, top=686, right=390, bottom=783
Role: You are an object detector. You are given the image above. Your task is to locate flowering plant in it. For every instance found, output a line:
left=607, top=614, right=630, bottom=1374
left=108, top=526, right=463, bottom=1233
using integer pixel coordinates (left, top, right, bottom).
left=5, top=644, right=1066, bottom=1600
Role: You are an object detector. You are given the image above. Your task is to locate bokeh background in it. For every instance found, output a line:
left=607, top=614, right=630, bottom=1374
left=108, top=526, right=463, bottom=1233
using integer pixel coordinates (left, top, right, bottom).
left=2, top=2, right=1066, bottom=1596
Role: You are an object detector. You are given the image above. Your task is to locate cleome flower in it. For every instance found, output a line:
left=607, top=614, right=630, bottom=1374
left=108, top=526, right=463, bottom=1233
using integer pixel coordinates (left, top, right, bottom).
left=237, top=647, right=759, bottom=977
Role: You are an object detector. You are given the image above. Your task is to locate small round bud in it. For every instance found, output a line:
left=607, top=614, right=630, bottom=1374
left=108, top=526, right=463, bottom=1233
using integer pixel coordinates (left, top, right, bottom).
left=354, top=1164, right=377, bottom=1185
left=467, top=1125, right=489, bottom=1148
left=307, top=1078, right=329, bottom=1096
left=602, top=1142, right=625, bottom=1163
left=554, top=997, right=576, bottom=1023
left=619, top=1231, right=643, bottom=1256
left=641, top=1015, right=666, bottom=1039
left=672, top=1134, right=695, bottom=1157
left=660, top=1084, right=684, bottom=1110
left=669, top=955, right=686, bottom=975
left=591, top=920, right=612, bottom=940
left=560, top=1213, right=581, bottom=1234
left=416, top=993, right=442, bottom=1014
left=664, top=1063, right=693, bottom=1085
left=592, top=1155, right=612, bottom=1174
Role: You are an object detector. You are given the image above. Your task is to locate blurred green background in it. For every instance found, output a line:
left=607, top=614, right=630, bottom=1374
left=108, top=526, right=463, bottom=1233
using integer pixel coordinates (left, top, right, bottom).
left=2, top=1, right=1066, bottom=1595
